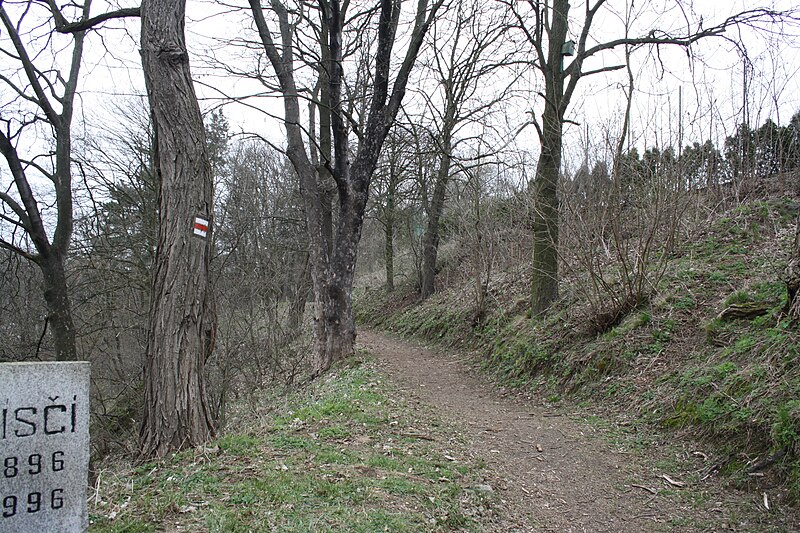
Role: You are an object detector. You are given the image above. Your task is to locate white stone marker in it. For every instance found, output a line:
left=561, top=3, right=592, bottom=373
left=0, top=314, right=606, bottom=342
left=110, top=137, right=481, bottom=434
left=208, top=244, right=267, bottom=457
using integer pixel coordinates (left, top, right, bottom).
left=0, top=362, right=90, bottom=533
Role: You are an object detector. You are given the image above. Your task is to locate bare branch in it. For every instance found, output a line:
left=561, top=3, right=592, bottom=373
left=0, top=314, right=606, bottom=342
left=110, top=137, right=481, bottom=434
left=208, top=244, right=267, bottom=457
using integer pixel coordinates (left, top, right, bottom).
left=0, top=237, right=38, bottom=262
left=54, top=7, right=141, bottom=33
left=0, top=5, right=60, bottom=125
left=0, top=129, right=50, bottom=256
left=0, top=191, right=32, bottom=231
left=579, top=64, right=626, bottom=77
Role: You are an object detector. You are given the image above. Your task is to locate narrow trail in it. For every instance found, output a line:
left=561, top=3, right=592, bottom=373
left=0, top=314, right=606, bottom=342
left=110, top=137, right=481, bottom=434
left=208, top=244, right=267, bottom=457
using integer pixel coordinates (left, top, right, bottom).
left=358, top=329, right=793, bottom=532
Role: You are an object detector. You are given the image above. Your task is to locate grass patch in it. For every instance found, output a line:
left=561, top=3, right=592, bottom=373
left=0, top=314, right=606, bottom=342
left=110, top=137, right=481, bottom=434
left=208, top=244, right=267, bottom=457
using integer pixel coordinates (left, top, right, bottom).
left=90, top=360, right=493, bottom=531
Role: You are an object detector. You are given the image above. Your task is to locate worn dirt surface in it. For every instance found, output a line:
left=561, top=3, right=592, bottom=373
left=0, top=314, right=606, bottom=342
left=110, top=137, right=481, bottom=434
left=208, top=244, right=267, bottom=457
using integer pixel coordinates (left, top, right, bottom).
left=358, top=329, right=799, bottom=532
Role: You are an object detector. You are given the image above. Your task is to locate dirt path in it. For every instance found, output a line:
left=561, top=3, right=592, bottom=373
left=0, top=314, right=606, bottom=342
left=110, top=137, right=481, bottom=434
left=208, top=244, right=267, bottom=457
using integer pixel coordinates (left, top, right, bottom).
left=358, top=329, right=796, bottom=532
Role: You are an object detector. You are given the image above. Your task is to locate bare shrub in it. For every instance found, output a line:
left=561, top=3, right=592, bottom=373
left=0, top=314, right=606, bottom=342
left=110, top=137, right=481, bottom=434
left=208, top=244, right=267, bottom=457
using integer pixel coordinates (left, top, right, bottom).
left=561, top=150, right=690, bottom=334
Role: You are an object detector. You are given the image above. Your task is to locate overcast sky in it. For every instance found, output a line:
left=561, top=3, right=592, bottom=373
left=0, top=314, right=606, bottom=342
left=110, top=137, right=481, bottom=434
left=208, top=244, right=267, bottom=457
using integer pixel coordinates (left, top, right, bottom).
left=2, top=0, right=797, bottom=245
left=8, top=0, right=800, bottom=175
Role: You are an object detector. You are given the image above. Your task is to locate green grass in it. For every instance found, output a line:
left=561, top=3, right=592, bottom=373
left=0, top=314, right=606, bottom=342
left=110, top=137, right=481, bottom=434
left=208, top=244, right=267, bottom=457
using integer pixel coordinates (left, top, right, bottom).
left=354, top=194, right=800, bottom=502
left=89, top=360, right=492, bottom=532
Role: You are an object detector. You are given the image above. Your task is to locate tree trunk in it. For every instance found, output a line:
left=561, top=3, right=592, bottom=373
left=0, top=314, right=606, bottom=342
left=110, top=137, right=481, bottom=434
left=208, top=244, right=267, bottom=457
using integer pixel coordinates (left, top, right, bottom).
left=420, top=218, right=439, bottom=299
left=41, top=253, right=77, bottom=361
left=248, top=0, right=441, bottom=376
left=384, top=195, right=395, bottom=292
left=139, top=0, right=216, bottom=458
left=531, top=114, right=563, bottom=315
left=288, top=253, right=310, bottom=331
left=530, top=0, right=568, bottom=315
left=310, top=217, right=361, bottom=375
left=47, top=119, right=78, bottom=361
left=420, top=142, right=452, bottom=299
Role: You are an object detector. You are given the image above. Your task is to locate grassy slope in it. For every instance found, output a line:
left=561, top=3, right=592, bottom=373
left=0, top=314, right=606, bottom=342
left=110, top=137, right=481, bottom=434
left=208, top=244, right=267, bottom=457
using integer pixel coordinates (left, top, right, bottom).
left=356, top=195, right=800, bottom=500
left=89, top=359, right=495, bottom=532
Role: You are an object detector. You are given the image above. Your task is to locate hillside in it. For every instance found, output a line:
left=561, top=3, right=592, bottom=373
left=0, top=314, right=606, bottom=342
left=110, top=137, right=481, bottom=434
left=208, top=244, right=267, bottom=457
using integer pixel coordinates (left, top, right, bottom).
left=90, top=330, right=800, bottom=531
left=355, top=187, right=800, bottom=506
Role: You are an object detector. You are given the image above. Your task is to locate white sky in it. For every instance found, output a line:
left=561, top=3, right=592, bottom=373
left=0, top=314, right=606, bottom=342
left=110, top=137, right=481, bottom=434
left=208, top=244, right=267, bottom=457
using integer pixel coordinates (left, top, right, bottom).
left=5, top=0, right=800, bottom=188
left=541, top=0, right=800, bottom=171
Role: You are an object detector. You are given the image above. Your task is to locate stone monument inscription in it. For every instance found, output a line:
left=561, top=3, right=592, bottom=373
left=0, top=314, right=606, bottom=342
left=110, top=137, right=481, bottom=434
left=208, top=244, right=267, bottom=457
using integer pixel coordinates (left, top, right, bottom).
left=0, top=362, right=90, bottom=533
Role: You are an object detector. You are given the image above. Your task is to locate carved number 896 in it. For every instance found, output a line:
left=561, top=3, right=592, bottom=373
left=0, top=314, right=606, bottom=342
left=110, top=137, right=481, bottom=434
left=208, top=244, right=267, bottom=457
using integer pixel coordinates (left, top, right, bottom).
left=3, top=451, right=65, bottom=478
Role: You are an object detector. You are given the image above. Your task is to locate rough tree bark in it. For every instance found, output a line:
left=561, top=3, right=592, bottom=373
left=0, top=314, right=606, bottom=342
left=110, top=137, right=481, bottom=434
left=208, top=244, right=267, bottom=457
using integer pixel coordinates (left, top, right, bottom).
left=249, top=0, right=443, bottom=374
left=529, top=0, right=568, bottom=315
left=139, top=0, right=216, bottom=458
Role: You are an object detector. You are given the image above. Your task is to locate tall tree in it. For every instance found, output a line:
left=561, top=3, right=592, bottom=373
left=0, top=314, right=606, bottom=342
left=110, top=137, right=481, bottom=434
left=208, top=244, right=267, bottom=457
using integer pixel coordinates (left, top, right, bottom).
left=0, top=0, right=90, bottom=360
left=139, top=0, right=216, bottom=457
left=372, top=129, right=415, bottom=292
left=507, top=0, right=797, bottom=315
left=417, top=0, right=515, bottom=299
left=249, top=0, right=444, bottom=374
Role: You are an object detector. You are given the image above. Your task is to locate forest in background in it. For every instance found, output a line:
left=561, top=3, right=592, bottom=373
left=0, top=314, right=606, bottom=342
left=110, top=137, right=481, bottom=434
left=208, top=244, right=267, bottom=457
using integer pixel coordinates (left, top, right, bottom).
left=2, top=0, right=800, bottom=483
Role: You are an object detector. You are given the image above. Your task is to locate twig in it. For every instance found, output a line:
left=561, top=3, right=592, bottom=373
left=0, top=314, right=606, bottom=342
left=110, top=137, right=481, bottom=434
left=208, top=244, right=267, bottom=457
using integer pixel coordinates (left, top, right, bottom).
left=747, top=447, right=788, bottom=473
left=659, top=474, right=686, bottom=487
left=94, top=469, right=103, bottom=504
left=630, top=484, right=658, bottom=495
left=399, top=432, right=435, bottom=441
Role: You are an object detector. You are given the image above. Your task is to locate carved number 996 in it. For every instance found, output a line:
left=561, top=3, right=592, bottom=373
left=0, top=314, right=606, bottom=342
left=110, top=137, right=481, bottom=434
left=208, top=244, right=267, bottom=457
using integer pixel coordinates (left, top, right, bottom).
left=2, top=489, right=64, bottom=517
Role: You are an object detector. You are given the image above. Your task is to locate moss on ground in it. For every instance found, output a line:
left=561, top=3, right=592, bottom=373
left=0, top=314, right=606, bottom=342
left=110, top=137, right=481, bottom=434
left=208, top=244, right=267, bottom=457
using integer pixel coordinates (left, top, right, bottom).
left=355, top=195, right=800, bottom=501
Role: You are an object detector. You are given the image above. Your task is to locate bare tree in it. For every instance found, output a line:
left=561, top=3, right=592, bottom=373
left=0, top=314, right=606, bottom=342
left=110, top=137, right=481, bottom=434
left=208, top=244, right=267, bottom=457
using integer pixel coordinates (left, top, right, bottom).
left=506, top=0, right=798, bottom=315
left=0, top=0, right=93, bottom=360
left=138, top=0, right=216, bottom=457
left=210, top=139, right=311, bottom=418
left=452, top=156, right=500, bottom=325
left=371, top=129, right=416, bottom=292
left=248, top=0, right=444, bottom=374
left=415, top=0, right=515, bottom=299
